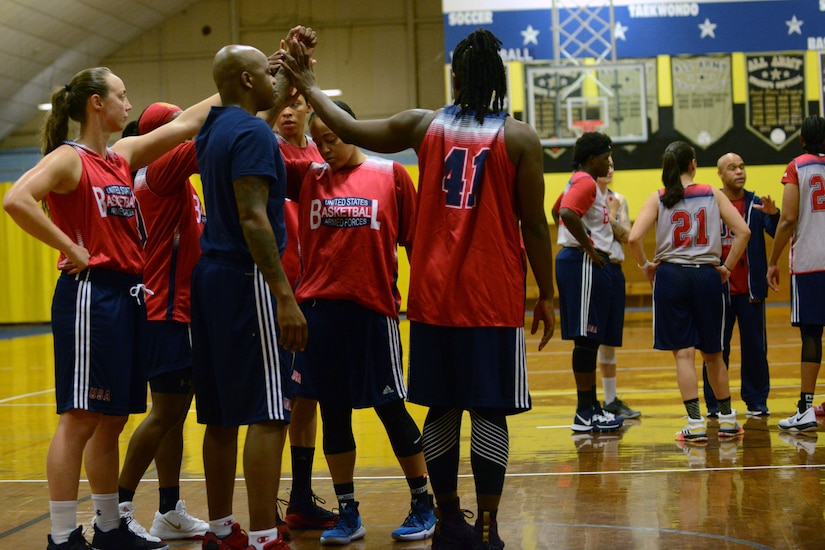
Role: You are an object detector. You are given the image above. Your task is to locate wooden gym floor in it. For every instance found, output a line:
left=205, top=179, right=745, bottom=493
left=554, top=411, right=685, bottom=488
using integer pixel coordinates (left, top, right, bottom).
left=1, top=305, right=823, bottom=549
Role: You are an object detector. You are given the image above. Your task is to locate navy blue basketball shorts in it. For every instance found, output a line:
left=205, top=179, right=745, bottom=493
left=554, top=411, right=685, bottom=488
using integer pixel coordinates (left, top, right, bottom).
left=51, top=268, right=148, bottom=415
left=652, top=262, right=725, bottom=353
left=555, top=247, right=613, bottom=342
left=602, top=262, right=626, bottom=347
left=291, top=299, right=406, bottom=409
left=191, top=257, right=292, bottom=427
left=143, top=320, right=193, bottom=395
left=407, top=322, right=530, bottom=415
left=791, top=271, right=825, bottom=326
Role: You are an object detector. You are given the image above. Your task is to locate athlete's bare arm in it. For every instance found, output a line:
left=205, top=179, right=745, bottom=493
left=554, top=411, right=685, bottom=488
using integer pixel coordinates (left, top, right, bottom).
left=279, top=38, right=436, bottom=153
left=768, top=182, right=799, bottom=291
left=2, top=145, right=90, bottom=273
left=506, top=117, right=556, bottom=349
left=234, top=175, right=308, bottom=352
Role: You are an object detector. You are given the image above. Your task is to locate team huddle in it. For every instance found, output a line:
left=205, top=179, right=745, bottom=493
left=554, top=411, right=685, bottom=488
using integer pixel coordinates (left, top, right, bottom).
left=3, top=23, right=824, bottom=550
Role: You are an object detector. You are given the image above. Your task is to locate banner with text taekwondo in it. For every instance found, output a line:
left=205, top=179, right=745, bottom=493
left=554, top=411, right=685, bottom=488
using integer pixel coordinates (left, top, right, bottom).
left=443, top=0, right=825, bottom=61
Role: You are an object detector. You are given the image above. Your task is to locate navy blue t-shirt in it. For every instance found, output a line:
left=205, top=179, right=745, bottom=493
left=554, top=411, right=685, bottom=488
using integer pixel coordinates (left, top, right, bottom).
left=195, top=105, right=286, bottom=263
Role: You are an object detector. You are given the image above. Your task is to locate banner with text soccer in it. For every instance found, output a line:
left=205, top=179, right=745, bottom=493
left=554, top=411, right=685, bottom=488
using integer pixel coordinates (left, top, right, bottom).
left=443, top=0, right=825, bottom=61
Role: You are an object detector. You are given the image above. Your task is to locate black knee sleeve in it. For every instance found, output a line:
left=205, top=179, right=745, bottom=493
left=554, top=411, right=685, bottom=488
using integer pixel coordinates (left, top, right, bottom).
left=375, top=400, right=423, bottom=458
left=800, top=324, right=823, bottom=364
left=319, top=402, right=355, bottom=455
left=573, top=337, right=599, bottom=374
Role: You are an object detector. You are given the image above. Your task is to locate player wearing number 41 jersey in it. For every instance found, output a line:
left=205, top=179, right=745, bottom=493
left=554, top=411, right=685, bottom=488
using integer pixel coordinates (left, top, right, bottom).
left=629, top=141, right=750, bottom=445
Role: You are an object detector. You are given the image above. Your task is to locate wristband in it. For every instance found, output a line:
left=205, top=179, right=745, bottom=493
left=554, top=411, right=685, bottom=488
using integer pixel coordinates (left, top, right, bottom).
left=721, top=263, right=731, bottom=271
left=637, top=260, right=651, bottom=269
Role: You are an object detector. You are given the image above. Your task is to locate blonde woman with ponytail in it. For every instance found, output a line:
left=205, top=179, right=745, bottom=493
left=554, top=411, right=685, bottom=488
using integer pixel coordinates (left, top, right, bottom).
left=3, top=67, right=218, bottom=550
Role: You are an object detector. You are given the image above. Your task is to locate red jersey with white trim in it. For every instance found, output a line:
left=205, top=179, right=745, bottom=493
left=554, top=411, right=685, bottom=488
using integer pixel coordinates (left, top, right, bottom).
left=287, top=156, right=416, bottom=317
left=46, top=142, right=144, bottom=275
left=277, top=133, right=323, bottom=287
left=410, top=106, right=525, bottom=327
left=557, top=171, right=612, bottom=253
left=133, top=140, right=202, bottom=322
left=781, top=153, right=825, bottom=274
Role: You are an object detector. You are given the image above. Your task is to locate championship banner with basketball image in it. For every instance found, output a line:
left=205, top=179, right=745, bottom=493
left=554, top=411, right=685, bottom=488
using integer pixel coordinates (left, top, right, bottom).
left=671, top=55, right=733, bottom=149
left=745, top=52, right=806, bottom=150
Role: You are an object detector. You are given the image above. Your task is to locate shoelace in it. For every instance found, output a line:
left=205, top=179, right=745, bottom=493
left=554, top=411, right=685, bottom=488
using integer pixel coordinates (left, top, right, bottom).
left=129, top=283, right=155, bottom=305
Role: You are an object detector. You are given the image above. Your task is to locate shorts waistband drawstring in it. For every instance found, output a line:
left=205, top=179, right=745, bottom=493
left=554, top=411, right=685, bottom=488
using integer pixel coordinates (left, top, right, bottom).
left=129, top=284, right=155, bottom=305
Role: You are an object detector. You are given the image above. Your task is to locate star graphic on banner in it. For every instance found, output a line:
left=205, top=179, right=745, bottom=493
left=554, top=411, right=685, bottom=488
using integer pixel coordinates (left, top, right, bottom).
left=614, top=21, right=628, bottom=41
left=771, top=68, right=782, bottom=80
left=786, top=15, right=803, bottom=35
left=698, top=18, right=717, bottom=39
left=521, top=24, right=540, bottom=46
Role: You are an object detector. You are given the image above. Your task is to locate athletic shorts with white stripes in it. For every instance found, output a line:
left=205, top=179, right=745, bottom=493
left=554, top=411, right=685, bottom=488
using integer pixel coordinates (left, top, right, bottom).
left=52, top=268, right=148, bottom=415
left=292, top=299, right=406, bottom=409
left=190, top=256, right=292, bottom=426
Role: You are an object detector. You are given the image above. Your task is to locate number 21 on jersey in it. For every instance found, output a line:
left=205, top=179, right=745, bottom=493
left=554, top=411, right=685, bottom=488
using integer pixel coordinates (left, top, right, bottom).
left=671, top=207, right=709, bottom=247
left=442, top=147, right=490, bottom=209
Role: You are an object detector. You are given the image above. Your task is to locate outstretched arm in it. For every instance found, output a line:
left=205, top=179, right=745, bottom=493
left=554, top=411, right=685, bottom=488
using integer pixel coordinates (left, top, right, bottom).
left=279, top=37, right=435, bottom=153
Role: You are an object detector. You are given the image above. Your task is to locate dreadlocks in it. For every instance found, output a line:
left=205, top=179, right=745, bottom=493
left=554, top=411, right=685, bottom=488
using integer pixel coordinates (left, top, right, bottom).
left=451, top=29, right=507, bottom=124
left=801, top=115, right=825, bottom=156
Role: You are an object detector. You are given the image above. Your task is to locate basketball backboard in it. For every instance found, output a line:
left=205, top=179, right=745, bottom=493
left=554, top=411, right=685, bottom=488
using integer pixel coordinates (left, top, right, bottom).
left=525, top=62, right=648, bottom=147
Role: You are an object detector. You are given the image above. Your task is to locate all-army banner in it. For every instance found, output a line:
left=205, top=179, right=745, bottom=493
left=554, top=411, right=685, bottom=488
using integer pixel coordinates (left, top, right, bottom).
left=745, top=52, right=806, bottom=150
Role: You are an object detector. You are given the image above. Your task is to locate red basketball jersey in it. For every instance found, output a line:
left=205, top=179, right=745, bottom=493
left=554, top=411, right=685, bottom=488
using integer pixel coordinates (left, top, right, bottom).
left=133, top=140, right=202, bottom=321
left=46, top=142, right=144, bottom=275
left=410, top=107, right=525, bottom=327
left=289, top=157, right=416, bottom=317
left=277, top=134, right=323, bottom=287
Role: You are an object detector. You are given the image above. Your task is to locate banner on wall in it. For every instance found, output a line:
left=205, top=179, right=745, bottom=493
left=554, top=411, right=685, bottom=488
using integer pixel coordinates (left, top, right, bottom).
left=745, top=53, right=806, bottom=150
left=442, top=1, right=825, bottom=60
left=671, top=55, right=733, bottom=149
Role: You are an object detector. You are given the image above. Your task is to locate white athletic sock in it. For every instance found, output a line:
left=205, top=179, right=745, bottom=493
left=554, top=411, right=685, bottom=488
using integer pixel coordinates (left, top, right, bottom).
left=602, top=377, right=617, bottom=404
left=249, top=527, right=280, bottom=550
left=49, top=500, right=78, bottom=544
left=92, top=493, right=120, bottom=532
left=210, top=515, right=236, bottom=538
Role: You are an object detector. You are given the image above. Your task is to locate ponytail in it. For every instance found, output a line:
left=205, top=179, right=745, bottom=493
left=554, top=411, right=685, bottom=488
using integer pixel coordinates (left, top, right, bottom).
left=660, top=141, right=694, bottom=209
left=41, top=67, right=112, bottom=155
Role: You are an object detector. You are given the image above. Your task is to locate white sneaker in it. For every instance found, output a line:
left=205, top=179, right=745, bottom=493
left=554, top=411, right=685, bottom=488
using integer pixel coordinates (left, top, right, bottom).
left=718, top=411, right=744, bottom=438
left=778, top=407, right=818, bottom=433
left=149, top=500, right=209, bottom=540
left=92, top=501, right=162, bottom=542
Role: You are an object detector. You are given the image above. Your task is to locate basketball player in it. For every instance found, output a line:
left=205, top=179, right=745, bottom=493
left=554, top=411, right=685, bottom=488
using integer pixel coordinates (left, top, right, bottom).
left=279, top=27, right=556, bottom=550
left=284, top=100, right=436, bottom=545
left=768, top=115, right=825, bottom=433
left=267, top=93, right=338, bottom=534
left=114, top=102, right=209, bottom=543
left=3, top=67, right=218, bottom=550
left=556, top=135, right=625, bottom=433
left=628, top=141, right=750, bottom=443
left=190, top=31, right=315, bottom=550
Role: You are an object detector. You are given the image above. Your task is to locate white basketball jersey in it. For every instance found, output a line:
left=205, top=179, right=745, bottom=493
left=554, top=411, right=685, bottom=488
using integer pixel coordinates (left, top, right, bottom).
left=783, top=153, right=825, bottom=274
left=654, top=183, right=722, bottom=264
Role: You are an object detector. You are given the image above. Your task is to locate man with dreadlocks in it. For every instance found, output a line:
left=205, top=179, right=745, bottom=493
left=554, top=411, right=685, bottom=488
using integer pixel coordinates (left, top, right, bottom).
left=768, top=114, right=825, bottom=434
left=279, top=27, right=556, bottom=549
